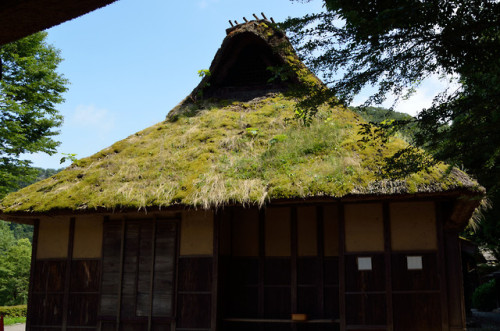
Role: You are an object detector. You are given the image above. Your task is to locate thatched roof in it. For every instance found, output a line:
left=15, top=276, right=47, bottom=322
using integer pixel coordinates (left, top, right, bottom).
left=0, top=21, right=484, bottom=216
left=0, top=0, right=118, bottom=46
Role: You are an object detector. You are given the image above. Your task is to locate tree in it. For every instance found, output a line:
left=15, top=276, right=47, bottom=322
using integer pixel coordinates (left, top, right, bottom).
left=0, top=221, right=15, bottom=252
left=0, top=237, right=31, bottom=305
left=0, top=32, right=68, bottom=198
left=282, top=0, right=500, bottom=257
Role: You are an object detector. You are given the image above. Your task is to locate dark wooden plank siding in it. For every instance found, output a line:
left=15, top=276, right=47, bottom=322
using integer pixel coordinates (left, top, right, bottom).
left=391, top=252, right=439, bottom=291
left=219, top=205, right=340, bottom=331
left=99, top=218, right=178, bottom=331
left=30, top=258, right=101, bottom=330
left=393, top=293, right=441, bottom=331
left=444, top=231, right=467, bottom=329
left=31, top=259, right=67, bottom=328
left=176, top=256, right=213, bottom=330
left=68, top=259, right=101, bottom=328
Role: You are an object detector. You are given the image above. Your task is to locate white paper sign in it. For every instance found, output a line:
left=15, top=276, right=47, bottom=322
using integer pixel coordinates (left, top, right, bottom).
left=357, top=257, right=372, bottom=271
left=407, top=256, right=423, bottom=270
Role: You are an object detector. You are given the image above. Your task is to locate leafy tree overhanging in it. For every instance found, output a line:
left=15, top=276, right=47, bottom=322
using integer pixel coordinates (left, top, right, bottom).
left=282, top=0, right=500, bottom=257
left=0, top=32, right=68, bottom=198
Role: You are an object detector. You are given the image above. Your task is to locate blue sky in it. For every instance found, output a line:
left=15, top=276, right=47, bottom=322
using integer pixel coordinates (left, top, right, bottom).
left=25, top=0, right=449, bottom=169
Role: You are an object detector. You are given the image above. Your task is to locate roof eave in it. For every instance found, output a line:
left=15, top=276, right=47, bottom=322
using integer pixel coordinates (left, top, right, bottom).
left=0, top=0, right=118, bottom=46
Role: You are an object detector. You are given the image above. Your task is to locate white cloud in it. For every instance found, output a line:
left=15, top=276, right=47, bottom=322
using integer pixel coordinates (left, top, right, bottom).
left=197, top=0, right=219, bottom=9
left=68, top=104, right=116, bottom=137
left=390, top=75, right=460, bottom=116
left=352, top=74, right=460, bottom=117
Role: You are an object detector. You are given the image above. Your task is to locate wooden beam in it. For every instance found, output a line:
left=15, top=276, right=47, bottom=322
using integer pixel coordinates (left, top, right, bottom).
left=445, top=231, right=467, bottom=329
left=338, top=204, right=346, bottom=331
left=62, top=217, right=75, bottom=331
left=291, top=207, right=298, bottom=314
left=211, top=211, right=220, bottom=331
left=317, top=206, right=325, bottom=317
left=147, top=217, right=157, bottom=331
left=258, top=208, right=265, bottom=318
left=173, top=217, right=181, bottom=328
left=436, top=202, right=450, bottom=331
left=97, top=216, right=109, bottom=331
left=26, top=219, right=39, bottom=330
left=383, top=203, right=394, bottom=331
left=116, top=218, right=126, bottom=331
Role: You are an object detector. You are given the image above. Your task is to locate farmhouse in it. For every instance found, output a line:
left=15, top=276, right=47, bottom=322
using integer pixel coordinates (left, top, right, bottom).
left=0, top=19, right=484, bottom=331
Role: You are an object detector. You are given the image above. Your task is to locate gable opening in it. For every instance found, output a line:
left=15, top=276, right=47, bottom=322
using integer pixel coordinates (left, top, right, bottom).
left=202, top=32, right=291, bottom=99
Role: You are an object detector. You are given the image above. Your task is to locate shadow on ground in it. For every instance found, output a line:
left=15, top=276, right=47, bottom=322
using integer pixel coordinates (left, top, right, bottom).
left=467, top=310, right=500, bottom=330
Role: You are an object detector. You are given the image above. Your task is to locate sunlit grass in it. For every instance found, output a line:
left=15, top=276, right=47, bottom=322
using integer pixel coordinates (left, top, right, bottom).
left=4, top=316, right=26, bottom=325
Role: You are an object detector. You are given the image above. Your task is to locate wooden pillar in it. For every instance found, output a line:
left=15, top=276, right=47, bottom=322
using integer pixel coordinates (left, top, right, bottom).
left=317, top=206, right=325, bottom=317
left=116, top=218, right=126, bottom=331
left=98, top=215, right=109, bottom=331
left=291, top=207, right=298, bottom=315
left=258, top=209, right=265, bottom=318
left=436, top=202, right=450, bottom=331
left=147, top=217, right=157, bottom=331
left=444, top=231, right=467, bottom=330
left=211, top=211, right=220, bottom=331
left=62, top=217, right=75, bottom=331
left=338, top=204, right=346, bottom=331
left=383, top=203, right=394, bottom=331
left=26, top=219, right=39, bottom=330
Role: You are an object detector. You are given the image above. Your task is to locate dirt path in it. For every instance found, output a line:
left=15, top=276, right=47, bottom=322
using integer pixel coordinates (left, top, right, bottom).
left=3, top=323, right=25, bottom=331
left=468, top=310, right=500, bottom=330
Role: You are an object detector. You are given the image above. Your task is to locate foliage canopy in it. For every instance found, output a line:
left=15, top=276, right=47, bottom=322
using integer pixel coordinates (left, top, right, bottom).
left=282, top=0, right=500, bottom=258
left=0, top=32, right=68, bottom=198
left=0, top=221, right=31, bottom=306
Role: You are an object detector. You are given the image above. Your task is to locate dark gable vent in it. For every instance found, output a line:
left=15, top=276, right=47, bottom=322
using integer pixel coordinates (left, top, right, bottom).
left=203, top=32, right=287, bottom=99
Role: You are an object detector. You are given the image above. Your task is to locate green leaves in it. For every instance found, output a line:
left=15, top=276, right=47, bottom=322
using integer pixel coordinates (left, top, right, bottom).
left=0, top=221, right=31, bottom=306
left=285, top=0, right=500, bottom=258
left=0, top=32, right=68, bottom=197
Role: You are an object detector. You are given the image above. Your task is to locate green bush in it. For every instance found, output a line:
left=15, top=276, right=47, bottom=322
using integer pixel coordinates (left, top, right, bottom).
left=0, top=305, right=27, bottom=318
left=472, top=279, right=498, bottom=311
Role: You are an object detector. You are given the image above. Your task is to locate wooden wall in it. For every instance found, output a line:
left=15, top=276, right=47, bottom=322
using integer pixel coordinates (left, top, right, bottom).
left=29, top=216, right=102, bottom=331
left=26, top=199, right=467, bottom=331
left=176, top=210, right=215, bottom=331
left=217, top=200, right=466, bottom=331
left=219, top=205, right=340, bottom=330
left=99, top=217, right=178, bottom=331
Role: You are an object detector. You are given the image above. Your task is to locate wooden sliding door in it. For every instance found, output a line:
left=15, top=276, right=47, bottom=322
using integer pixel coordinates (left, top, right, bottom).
left=220, top=205, right=340, bottom=331
left=99, top=218, right=178, bottom=331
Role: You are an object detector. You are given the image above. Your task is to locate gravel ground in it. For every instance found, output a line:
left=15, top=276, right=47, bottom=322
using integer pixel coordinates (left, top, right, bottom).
left=467, top=310, right=500, bottom=330
left=3, top=311, right=498, bottom=331
left=3, top=323, right=25, bottom=331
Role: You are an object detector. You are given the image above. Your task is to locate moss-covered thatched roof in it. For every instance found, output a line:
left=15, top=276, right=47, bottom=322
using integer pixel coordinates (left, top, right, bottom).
left=0, top=20, right=484, bottom=215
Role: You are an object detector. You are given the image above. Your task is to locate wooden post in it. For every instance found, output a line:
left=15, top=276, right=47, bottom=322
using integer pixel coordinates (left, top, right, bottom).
left=317, top=206, right=325, bottom=317
left=291, top=207, right=298, bottom=315
left=338, top=204, right=346, bottom=331
left=26, top=219, right=39, bottom=330
left=98, top=216, right=109, bottom=331
left=436, top=202, right=450, bottom=331
left=383, top=203, right=394, bottom=331
left=147, top=217, right=157, bottom=331
left=62, top=218, right=75, bottom=331
left=211, top=211, right=220, bottom=331
left=116, top=218, right=126, bottom=331
left=258, top=208, right=265, bottom=318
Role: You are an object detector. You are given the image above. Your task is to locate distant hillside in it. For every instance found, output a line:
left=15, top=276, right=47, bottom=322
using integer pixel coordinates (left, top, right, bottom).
left=6, top=167, right=63, bottom=242
left=351, top=106, right=417, bottom=141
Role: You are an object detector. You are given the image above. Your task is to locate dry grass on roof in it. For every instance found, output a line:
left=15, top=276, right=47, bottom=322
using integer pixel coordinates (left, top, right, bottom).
left=0, top=94, right=483, bottom=213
